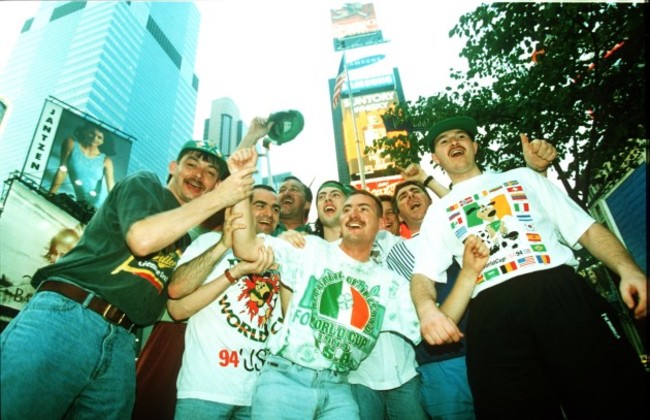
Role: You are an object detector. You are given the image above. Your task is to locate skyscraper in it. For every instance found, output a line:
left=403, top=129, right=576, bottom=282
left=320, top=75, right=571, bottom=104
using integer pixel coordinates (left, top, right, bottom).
left=0, top=1, right=200, bottom=185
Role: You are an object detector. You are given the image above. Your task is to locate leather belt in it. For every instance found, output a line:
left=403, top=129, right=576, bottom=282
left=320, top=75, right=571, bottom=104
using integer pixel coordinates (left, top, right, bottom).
left=39, top=281, right=136, bottom=333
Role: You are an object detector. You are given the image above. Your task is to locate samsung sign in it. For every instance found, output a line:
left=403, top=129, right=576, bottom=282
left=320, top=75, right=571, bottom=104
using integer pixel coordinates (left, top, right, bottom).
left=348, top=54, right=385, bottom=70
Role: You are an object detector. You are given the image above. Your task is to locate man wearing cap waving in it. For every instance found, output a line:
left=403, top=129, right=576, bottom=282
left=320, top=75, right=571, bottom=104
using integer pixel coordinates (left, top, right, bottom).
left=1, top=141, right=256, bottom=419
left=411, top=116, right=648, bottom=419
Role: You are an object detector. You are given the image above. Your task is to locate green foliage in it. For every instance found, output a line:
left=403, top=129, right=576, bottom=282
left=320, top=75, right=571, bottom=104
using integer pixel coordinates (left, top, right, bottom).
left=368, top=2, right=646, bottom=207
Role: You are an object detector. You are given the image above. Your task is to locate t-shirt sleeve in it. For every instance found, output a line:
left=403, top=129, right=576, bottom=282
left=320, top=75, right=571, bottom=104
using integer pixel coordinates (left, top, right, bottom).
left=412, top=206, right=454, bottom=283
left=522, top=169, right=595, bottom=248
left=113, top=172, right=172, bottom=238
left=176, top=231, right=223, bottom=267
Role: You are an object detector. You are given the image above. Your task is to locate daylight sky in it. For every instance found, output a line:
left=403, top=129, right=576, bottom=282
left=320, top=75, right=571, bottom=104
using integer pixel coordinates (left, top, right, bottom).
left=0, top=0, right=485, bottom=187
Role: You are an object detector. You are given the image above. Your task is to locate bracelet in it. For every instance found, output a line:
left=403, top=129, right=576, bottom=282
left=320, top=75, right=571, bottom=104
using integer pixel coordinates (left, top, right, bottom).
left=224, top=268, right=237, bottom=284
left=423, top=175, right=434, bottom=186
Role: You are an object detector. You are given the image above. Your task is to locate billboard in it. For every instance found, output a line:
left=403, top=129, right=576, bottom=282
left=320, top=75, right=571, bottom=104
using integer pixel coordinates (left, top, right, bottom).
left=0, top=177, right=85, bottom=329
left=339, top=88, right=404, bottom=180
left=331, top=3, right=384, bottom=51
left=21, top=98, right=133, bottom=210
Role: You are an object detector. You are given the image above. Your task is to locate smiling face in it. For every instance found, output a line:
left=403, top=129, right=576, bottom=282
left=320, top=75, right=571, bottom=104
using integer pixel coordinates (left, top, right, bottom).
left=394, top=183, right=431, bottom=233
left=431, top=129, right=480, bottom=182
left=251, top=188, right=280, bottom=234
left=339, top=192, right=384, bottom=245
left=380, top=199, right=399, bottom=235
left=167, top=151, right=220, bottom=204
left=317, top=186, right=346, bottom=228
left=278, top=179, right=309, bottom=223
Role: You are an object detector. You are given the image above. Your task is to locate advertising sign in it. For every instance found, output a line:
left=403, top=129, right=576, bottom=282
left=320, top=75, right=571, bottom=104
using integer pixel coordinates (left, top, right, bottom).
left=22, top=99, right=133, bottom=210
left=340, top=89, right=403, bottom=180
left=0, top=178, right=85, bottom=328
left=331, top=3, right=383, bottom=51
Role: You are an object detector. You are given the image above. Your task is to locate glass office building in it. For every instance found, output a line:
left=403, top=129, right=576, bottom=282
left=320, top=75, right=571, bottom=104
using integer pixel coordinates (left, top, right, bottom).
left=0, top=1, right=200, bottom=184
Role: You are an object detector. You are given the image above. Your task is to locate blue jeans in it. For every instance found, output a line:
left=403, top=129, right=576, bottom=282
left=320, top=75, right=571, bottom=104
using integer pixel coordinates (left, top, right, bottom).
left=251, top=354, right=359, bottom=420
left=351, top=375, right=427, bottom=420
left=418, top=357, right=475, bottom=420
left=1, top=291, right=137, bottom=420
left=175, top=398, right=251, bottom=420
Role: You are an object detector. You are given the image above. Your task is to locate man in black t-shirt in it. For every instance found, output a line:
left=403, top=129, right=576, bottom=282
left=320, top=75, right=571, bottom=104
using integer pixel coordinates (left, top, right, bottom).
left=0, top=138, right=261, bottom=419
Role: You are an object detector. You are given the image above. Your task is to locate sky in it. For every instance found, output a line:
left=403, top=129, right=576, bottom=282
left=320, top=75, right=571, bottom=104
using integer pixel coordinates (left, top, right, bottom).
left=0, top=0, right=484, bottom=189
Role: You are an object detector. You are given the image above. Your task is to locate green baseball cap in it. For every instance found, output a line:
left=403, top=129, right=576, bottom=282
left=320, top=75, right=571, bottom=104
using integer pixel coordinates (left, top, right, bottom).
left=177, top=140, right=228, bottom=178
left=267, top=110, right=304, bottom=145
left=425, top=116, right=478, bottom=150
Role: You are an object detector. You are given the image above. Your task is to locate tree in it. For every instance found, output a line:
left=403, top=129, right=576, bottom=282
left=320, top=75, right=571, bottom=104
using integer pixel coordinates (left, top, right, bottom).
left=369, top=2, right=646, bottom=209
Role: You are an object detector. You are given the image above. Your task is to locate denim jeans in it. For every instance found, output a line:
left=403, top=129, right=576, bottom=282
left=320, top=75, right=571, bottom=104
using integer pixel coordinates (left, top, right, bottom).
left=251, top=354, right=359, bottom=420
left=1, top=291, right=137, bottom=420
left=417, top=357, right=475, bottom=420
left=351, top=375, right=427, bottom=420
left=175, top=398, right=251, bottom=420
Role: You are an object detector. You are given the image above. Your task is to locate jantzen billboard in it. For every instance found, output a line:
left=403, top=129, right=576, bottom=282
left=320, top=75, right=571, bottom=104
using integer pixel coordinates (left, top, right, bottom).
left=22, top=98, right=133, bottom=210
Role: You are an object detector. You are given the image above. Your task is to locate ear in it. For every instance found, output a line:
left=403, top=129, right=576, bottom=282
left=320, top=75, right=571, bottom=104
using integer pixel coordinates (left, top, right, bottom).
left=169, top=160, right=178, bottom=176
left=378, top=215, right=386, bottom=230
left=472, top=141, right=478, bottom=155
left=431, top=151, right=441, bottom=166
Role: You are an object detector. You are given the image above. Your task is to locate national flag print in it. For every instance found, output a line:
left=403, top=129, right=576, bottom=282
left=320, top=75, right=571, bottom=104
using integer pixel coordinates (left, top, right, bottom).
left=499, top=261, right=518, bottom=274
left=517, top=214, right=532, bottom=222
left=448, top=211, right=460, bottom=221
left=319, top=280, right=370, bottom=330
left=332, top=55, right=346, bottom=109
left=526, top=233, right=542, bottom=242
left=483, top=268, right=500, bottom=280
left=454, top=225, right=468, bottom=239
left=511, top=192, right=527, bottom=201
left=531, top=244, right=547, bottom=252
left=503, top=180, right=519, bottom=186
left=446, top=203, right=459, bottom=212
left=535, top=254, right=551, bottom=264
left=517, top=256, right=536, bottom=267
left=514, top=202, right=530, bottom=212
left=507, top=185, right=524, bottom=193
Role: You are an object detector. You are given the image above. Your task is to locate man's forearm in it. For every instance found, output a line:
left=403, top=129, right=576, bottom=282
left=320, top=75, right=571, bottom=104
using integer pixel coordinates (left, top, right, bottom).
left=168, top=240, right=229, bottom=299
left=167, top=271, right=232, bottom=320
left=579, top=223, right=643, bottom=277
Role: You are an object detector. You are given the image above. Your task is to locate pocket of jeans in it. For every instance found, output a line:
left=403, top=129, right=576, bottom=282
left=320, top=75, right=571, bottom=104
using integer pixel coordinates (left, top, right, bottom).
left=265, top=357, right=291, bottom=373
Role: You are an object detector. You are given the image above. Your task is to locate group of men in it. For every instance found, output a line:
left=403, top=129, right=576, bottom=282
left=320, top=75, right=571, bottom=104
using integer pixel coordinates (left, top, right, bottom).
left=1, top=115, right=647, bottom=420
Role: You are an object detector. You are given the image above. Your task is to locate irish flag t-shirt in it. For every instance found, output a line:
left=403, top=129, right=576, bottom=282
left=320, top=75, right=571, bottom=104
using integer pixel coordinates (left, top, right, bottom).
left=263, top=235, right=420, bottom=373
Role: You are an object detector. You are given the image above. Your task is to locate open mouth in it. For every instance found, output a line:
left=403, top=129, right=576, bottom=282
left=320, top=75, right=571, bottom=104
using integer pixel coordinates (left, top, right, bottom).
left=324, top=204, right=336, bottom=215
left=409, top=201, right=422, bottom=211
left=449, top=147, right=465, bottom=157
left=185, top=179, right=204, bottom=194
left=346, top=221, right=364, bottom=230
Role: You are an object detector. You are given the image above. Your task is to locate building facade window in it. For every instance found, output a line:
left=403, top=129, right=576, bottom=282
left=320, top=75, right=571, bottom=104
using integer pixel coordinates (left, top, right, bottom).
left=51, top=1, right=87, bottom=22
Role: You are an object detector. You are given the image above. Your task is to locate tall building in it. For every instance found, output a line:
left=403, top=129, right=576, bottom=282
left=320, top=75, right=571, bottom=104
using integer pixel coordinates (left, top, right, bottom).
left=0, top=1, right=200, bottom=185
left=205, top=97, right=244, bottom=156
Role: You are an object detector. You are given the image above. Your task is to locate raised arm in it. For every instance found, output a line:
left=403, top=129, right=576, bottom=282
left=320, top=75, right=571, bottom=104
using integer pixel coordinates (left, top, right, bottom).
left=440, top=235, right=489, bottom=322
left=520, top=134, right=557, bottom=175
left=168, top=246, right=274, bottom=321
left=126, top=159, right=256, bottom=257
left=236, top=117, right=272, bottom=150
left=167, top=208, right=242, bottom=299
left=579, top=222, right=648, bottom=319
left=411, top=235, right=488, bottom=345
left=397, top=163, right=450, bottom=198
left=229, top=147, right=265, bottom=262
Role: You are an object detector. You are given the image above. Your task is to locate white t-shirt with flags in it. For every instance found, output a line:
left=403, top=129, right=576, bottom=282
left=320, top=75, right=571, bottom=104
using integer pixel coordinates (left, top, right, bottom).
left=175, top=232, right=283, bottom=406
left=413, top=168, right=595, bottom=298
left=264, top=234, right=421, bottom=373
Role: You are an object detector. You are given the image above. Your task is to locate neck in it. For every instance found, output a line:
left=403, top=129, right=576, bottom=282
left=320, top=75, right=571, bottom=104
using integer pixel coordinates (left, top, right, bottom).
left=323, top=225, right=341, bottom=242
left=339, top=240, right=372, bottom=262
left=448, top=166, right=483, bottom=186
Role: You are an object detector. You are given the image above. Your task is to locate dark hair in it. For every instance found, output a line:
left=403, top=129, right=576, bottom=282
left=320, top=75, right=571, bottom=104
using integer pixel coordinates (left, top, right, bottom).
left=282, top=176, right=313, bottom=203
left=392, top=181, right=431, bottom=215
left=378, top=194, right=392, bottom=203
left=74, top=122, right=115, bottom=155
left=348, top=189, right=383, bottom=216
left=253, top=184, right=276, bottom=194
